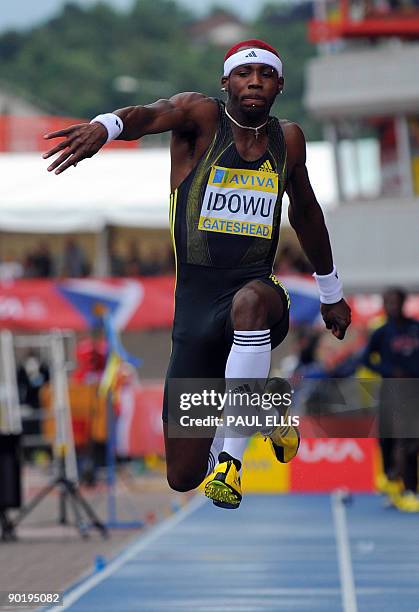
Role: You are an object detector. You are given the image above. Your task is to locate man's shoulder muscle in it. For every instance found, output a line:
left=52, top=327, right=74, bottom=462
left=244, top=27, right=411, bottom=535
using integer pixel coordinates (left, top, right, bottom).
left=170, top=93, right=218, bottom=133
left=280, top=121, right=306, bottom=165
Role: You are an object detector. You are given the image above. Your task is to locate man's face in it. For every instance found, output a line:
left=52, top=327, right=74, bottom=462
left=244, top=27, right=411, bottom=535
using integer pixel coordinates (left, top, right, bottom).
left=222, top=50, right=283, bottom=116
left=383, top=291, right=405, bottom=319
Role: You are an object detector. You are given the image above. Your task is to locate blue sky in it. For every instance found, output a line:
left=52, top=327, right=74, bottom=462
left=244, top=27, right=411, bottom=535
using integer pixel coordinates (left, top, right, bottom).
left=0, top=0, right=282, bottom=32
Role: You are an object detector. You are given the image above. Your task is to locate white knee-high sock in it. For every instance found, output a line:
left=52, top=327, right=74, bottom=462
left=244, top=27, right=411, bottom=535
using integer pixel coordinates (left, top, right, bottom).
left=206, top=427, right=224, bottom=476
left=221, top=329, right=271, bottom=468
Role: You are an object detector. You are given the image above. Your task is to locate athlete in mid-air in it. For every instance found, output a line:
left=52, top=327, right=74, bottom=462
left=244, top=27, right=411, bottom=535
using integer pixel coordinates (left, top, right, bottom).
left=44, top=39, right=351, bottom=509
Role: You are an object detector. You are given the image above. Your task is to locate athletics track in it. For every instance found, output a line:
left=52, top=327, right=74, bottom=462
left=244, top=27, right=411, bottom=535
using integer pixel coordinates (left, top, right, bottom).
left=48, top=493, right=419, bottom=612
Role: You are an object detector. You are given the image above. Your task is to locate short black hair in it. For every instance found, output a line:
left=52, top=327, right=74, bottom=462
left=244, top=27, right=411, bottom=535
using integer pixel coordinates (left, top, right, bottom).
left=383, top=286, right=407, bottom=303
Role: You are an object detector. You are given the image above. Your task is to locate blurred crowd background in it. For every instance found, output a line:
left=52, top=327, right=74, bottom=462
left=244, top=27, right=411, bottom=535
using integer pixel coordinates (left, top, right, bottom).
left=0, top=240, right=311, bottom=280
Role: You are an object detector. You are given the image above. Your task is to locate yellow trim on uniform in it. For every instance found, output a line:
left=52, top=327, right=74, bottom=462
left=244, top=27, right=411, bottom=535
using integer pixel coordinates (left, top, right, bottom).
left=168, top=190, right=179, bottom=355
left=281, top=149, right=287, bottom=181
left=269, top=272, right=290, bottom=308
left=169, top=189, right=178, bottom=293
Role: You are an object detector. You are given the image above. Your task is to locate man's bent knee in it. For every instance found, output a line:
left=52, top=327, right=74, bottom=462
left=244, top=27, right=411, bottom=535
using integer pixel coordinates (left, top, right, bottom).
left=231, top=285, right=268, bottom=330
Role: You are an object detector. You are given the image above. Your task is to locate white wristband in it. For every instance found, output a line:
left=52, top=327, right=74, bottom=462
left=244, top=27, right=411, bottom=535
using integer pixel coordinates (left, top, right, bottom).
left=313, top=265, right=343, bottom=304
left=90, top=113, right=123, bottom=142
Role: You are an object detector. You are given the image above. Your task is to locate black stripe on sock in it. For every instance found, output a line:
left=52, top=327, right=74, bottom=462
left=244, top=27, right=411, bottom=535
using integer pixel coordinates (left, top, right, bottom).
left=234, top=333, right=270, bottom=339
left=234, top=339, right=271, bottom=346
left=234, top=332, right=270, bottom=339
left=208, top=451, right=215, bottom=472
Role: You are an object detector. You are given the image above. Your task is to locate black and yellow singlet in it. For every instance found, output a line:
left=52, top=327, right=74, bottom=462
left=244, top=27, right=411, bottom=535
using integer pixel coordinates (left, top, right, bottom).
left=163, top=99, right=290, bottom=421
left=169, top=99, right=287, bottom=270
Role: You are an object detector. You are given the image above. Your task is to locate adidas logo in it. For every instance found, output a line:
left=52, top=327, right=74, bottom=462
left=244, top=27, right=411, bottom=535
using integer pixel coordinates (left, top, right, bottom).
left=259, top=160, right=275, bottom=173
left=245, top=50, right=257, bottom=58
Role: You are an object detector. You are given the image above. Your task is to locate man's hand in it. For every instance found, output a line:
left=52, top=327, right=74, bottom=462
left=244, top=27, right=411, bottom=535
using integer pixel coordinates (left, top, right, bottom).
left=320, top=299, right=351, bottom=340
left=43, top=122, right=108, bottom=174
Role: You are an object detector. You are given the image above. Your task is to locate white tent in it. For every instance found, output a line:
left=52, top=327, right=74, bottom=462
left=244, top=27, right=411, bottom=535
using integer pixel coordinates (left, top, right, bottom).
left=0, top=149, right=171, bottom=232
left=0, top=144, right=338, bottom=233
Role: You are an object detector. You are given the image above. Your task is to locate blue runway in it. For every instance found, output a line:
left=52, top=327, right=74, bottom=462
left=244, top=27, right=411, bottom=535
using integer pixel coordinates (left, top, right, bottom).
left=55, top=494, right=419, bottom=612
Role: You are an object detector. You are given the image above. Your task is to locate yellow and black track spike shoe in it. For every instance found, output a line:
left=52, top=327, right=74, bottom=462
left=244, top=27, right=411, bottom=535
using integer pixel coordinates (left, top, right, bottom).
left=204, top=455, right=242, bottom=509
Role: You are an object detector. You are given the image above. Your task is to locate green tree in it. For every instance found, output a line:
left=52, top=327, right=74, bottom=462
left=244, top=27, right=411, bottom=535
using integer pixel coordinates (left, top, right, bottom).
left=253, top=3, right=321, bottom=139
left=0, top=0, right=319, bottom=137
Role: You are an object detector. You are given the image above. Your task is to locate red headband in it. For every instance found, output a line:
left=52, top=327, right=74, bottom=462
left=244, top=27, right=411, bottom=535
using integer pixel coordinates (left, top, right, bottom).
left=224, top=39, right=280, bottom=61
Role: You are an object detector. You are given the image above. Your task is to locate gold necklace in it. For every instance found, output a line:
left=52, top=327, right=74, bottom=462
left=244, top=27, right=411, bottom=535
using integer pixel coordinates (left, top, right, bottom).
left=224, top=106, right=269, bottom=139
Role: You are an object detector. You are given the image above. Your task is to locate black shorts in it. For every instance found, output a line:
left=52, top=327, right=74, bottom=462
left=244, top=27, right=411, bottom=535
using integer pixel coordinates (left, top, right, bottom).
left=162, top=263, right=290, bottom=421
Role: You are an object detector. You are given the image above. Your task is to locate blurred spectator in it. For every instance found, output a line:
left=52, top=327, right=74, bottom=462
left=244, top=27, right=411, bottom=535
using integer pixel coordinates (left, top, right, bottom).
left=23, top=249, right=36, bottom=277
left=24, top=242, right=54, bottom=278
left=125, top=240, right=142, bottom=276
left=109, top=243, right=126, bottom=277
left=17, top=351, right=50, bottom=436
left=277, top=328, right=327, bottom=414
left=280, top=325, right=363, bottom=418
left=362, top=287, right=419, bottom=511
left=294, top=329, right=325, bottom=377
left=141, top=246, right=165, bottom=276
left=61, top=238, right=89, bottom=277
left=72, top=338, right=106, bottom=384
left=275, top=245, right=298, bottom=275
left=275, top=244, right=313, bottom=275
left=9, top=238, right=177, bottom=280
left=0, top=254, right=23, bottom=281
left=36, top=242, right=54, bottom=277
left=162, top=242, right=176, bottom=273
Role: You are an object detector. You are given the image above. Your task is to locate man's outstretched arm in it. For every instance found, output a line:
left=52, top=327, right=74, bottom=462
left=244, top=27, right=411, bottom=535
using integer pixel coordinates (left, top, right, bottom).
left=285, top=122, right=351, bottom=339
left=43, top=92, right=206, bottom=175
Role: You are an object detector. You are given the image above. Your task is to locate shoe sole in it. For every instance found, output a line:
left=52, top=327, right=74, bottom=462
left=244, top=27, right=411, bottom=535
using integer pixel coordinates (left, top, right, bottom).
left=204, top=479, right=241, bottom=509
left=270, top=427, right=301, bottom=463
left=393, top=501, right=419, bottom=513
left=395, top=506, right=419, bottom=513
left=264, top=377, right=300, bottom=464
